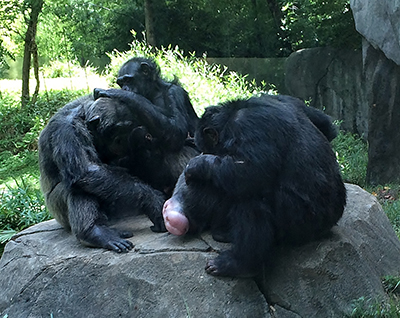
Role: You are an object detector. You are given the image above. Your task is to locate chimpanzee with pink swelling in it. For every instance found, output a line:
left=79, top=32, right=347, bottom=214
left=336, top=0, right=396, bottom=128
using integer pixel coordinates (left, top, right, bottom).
left=163, top=94, right=346, bottom=277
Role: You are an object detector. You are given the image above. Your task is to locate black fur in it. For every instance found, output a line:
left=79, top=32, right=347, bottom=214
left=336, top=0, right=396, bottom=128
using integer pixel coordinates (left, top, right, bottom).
left=92, top=57, right=200, bottom=196
left=94, top=57, right=199, bottom=151
left=39, top=96, right=166, bottom=253
left=163, top=94, right=346, bottom=277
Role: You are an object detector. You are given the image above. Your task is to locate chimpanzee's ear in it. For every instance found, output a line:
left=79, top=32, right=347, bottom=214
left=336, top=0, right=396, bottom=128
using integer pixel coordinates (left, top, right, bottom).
left=87, top=116, right=100, bottom=132
left=203, top=127, right=219, bottom=148
left=140, top=62, right=151, bottom=76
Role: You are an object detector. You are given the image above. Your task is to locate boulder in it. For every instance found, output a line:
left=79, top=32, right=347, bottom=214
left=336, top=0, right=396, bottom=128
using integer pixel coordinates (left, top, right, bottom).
left=1, top=184, right=400, bottom=317
left=285, top=47, right=368, bottom=138
left=350, top=0, right=400, bottom=185
left=258, top=184, right=400, bottom=317
left=0, top=219, right=269, bottom=318
left=350, top=0, right=400, bottom=65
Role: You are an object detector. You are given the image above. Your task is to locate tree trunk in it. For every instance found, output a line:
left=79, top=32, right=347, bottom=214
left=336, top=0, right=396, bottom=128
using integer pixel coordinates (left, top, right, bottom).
left=265, top=0, right=292, bottom=56
left=21, top=0, right=44, bottom=107
left=31, top=40, right=40, bottom=104
left=364, top=40, right=400, bottom=185
left=144, top=0, right=156, bottom=47
left=250, top=0, right=266, bottom=57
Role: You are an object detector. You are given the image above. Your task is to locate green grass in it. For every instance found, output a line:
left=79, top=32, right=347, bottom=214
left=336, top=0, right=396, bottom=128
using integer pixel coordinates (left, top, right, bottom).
left=331, top=131, right=368, bottom=188
left=349, top=275, right=400, bottom=317
left=0, top=89, right=85, bottom=253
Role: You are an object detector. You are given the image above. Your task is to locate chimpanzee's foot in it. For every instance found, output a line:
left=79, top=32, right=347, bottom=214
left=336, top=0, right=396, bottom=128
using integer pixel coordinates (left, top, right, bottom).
left=78, top=224, right=134, bottom=253
left=145, top=193, right=167, bottom=233
left=205, top=251, right=258, bottom=277
left=150, top=216, right=167, bottom=233
left=211, top=229, right=232, bottom=243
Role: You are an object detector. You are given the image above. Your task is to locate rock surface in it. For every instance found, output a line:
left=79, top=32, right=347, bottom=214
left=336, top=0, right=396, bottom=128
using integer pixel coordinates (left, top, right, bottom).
left=285, top=47, right=368, bottom=138
left=1, top=184, right=400, bottom=317
left=350, top=0, right=400, bottom=65
left=350, top=0, right=400, bottom=185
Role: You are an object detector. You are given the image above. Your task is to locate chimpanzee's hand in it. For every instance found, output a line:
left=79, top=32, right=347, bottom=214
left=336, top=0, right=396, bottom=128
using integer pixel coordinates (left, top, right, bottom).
left=93, top=88, right=110, bottom=100
left=184, top=154, right=220, bottom=185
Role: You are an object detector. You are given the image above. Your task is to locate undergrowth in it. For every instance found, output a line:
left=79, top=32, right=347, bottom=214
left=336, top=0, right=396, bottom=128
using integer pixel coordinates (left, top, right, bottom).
left=105, top=33, right=273, bottom=115
left=331, top=131, right=368, bottom=188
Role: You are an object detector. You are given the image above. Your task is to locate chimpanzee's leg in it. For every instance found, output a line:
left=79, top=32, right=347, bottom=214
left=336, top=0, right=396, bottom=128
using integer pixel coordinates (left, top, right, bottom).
left=76, top=164, right=166, bottom=232
left=205, top=200, right=276, bottom=277
left=67, top=191, right=134, bottom=253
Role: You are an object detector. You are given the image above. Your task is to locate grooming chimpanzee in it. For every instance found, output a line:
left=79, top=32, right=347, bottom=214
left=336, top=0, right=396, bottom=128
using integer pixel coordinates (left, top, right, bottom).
left=122, top=126, right=200, bottom=196
left=94, top=57, right=199, bottom=152
left=39, top=96, right=166, bottom=253
left=162, top=94, right=346, bottom=277
left=87, top=104, right=199, bottom=197
left=92, top=57, right=200, bottom=195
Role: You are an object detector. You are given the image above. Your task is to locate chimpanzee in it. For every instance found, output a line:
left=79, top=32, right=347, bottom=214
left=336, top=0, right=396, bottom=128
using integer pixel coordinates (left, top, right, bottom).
left=121, top=125, right=200, bottom=196
left=162, top=94, right=346, bottom=277
left=278, top=94, right=338, bottom=142
left=39, top=95, right=167, bottom=253
left=87, top=102, right=200, bottom=197
left=94, top=57, right=199, bottom=152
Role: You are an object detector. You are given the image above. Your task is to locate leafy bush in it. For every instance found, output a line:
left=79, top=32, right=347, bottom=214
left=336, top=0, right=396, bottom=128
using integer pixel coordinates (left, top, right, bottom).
left=40, top=60, right=99, bottom=78
left=0, top=89, right=86, bottom=182
left=349, top=296, right=400, bottom=318
left=380, top=198, right=400, bottom=238
left=0, top=178, right=50, bottom=245
left=349, top=276, right=400, bottom=317
left=105, top=36, right=272, bottom=115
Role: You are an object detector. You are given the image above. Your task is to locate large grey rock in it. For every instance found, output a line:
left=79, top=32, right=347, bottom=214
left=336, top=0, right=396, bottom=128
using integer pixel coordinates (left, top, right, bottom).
left=350, top=0, right=400, bottom=65
left=285, top=47, right=368, bottom=138
left=1, top=184, right=399, bottom=317
left=350, top=0, right=400, bottom=184
left=361, top=42, right=400, bottom=185
left=259, top=184, right=400, bottom=317
left=0, top=218, right=269, bottom=318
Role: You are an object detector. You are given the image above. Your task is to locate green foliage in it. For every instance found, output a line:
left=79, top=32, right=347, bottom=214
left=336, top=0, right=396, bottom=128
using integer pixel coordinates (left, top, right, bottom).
left=349, top=297, right=400, bottom=317
left=24, top=0, right=361, bottom=68
left=349, top=275, right=400, bottom=317
left=383, top=200, right=400, bottom=238
left=41, top=0, right=143, bottom=64
left=0, top=178, right=50, bottom=244
left=370, top=185, right=400, bottom=238
left=0, top=150, right=39, bottom=183
left=332, top=131, right=368, bottom=187
left=0, top=89, right=86, bottom=182
left=106, top=37, right=271, bottom=115
left=40, top=60, right=98, bottom=78
left=0, top=89, right=85, bottom=152
left=383, top=276, right=400, bottom=296
left=282, top=0, right=360, bottom=50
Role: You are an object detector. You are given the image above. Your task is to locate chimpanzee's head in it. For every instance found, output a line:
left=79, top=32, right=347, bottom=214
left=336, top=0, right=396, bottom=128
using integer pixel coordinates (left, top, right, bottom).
left=85, top=98, right=138, bottom=164
left=116, top=57, right=161, bottom=99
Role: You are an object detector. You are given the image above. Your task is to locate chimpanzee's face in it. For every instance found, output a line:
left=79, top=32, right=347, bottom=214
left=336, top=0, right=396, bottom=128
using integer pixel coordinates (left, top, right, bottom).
left=117, top=62, right=143, bottom=93
left=117, top=61, right=156, bottom=99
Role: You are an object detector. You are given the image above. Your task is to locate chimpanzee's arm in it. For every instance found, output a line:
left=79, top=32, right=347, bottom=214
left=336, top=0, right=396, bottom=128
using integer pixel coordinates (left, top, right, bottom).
left=94, top=88, right=190, bottom=151
left=184, top=153, right=279, bottom=197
